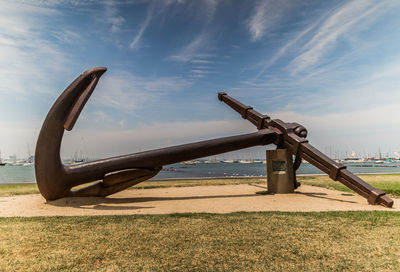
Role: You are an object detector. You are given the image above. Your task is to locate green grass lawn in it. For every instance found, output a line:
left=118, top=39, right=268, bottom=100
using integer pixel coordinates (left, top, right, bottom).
left=1, top=212, right=400, bottom=271
left=298, top=174, right=400, bottom=197
left=0, top=184, right=40, bottom=196
left=1, top=176, right=400, bottom=271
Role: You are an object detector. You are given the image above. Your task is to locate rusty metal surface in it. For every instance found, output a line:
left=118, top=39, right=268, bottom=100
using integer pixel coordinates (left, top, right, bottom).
left=35, top=67, right=277, bottom=200
left=34, top=67, right=393, bottom=208
left=218, top=92, right=394, bottom=208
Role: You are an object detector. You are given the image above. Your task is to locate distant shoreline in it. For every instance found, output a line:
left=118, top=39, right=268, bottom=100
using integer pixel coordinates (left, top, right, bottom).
left=1, top=172, right=400, bottom=186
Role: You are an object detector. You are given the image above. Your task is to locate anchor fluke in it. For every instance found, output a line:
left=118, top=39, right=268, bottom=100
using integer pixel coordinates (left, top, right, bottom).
left=64, top=67, right=107, bottom=131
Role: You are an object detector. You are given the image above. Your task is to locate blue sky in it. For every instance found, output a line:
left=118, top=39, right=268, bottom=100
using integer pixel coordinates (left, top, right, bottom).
left=1, top=0, right=400, bottom=160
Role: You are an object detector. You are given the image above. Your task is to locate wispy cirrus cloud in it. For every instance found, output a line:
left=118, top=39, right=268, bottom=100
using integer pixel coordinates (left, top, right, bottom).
left=0, top=1, right=78, bottom=157
left=0, top=2, right=69, bottom=95
left=265, top=101, right=400, bottom=158
left=189, top=67, right=217, bottom=78
left=247, top=0, right=292, bottom=41
left=167, top=0, right=219, bottom=65
left=191, top=59, right=215, bottom=64
left=234, top=0, right=400, bottom=144
left=168, top=31, right=218, bottom=78
left=255, top=19, right=321, bottom=78
left=288, top=0, right=391, bottom=75
left=4, top=0, right=400, bottom=160
left=129, top=2, right=155, bottom=50
left=169, top=32, right=212, bottom=63
left=245, top=1, right=400, bottom=90
left=103, top=0, right=126, bottom=33
left=202, top=0, right=219, bottom=22
left=51, top=29, right=83, bottom=44
left=92, top=70, right=191, bottom=111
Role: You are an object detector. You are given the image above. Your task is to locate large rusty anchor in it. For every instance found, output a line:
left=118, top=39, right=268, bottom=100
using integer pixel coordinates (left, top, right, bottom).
left=35, top=67, right=393, bottom=208
left=34, top=67, right=277, bottom=200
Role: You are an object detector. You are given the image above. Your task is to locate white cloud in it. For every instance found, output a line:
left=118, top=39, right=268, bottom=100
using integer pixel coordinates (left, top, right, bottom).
left=0, top=2, right=69, bottom=95
left=169, top=32, right=212, bottom=62
left=369, top=57, right=400, bottom=82
left=242, top=0, right=400, bottom=116
left=270, top=103, right=400, bottom=157
left=255, top=19, right=321, bottom=77
left=247, top=0, right=291, bottom=41
left=190, top=69, right=215, bottom=74
left=190, top=74, right=205, bottom=78
left=92, top=70, right=191, bottom=110
left=191, top=59, right=215, bottom=64
left=271, top=103, right=400, bottom=133
left=61, top=99, right=400, bottom=160
left=203, top=0, right=219, bottom=22
left=129, top=2, right=154, bottom=50
left=104, top=0, right=126, bottom=33
left=289, top=1, right=391, bottom=74
left=167, top=0, right=219, bottom=63
left=0, top=123, right=39, bottom=159
left=119, top=119, right=126, bottom=128
left=51, top=29, right=82, bottom=44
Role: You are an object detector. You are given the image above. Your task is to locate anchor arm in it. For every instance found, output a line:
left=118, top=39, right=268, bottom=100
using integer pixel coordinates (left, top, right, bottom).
left=35, top=67, right=107, bottom=200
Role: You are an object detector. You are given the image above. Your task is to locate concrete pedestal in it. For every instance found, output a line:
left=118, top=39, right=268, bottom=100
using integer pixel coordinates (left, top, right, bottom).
left=266, top=149, right=294, bottom=193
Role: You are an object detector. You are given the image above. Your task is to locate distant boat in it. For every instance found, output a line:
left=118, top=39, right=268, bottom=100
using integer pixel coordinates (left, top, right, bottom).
left=0, top=150, right=5, bottom=166
left=72, top=159, right=85, bottom=164
left=182, top=161, right=197, bottom=165
left=238, top=159, right=253, bottom=164
left=72, top=150, right=86, bottom=164
left=204, top=159, right=220, bottom=164
left=222, top=160, right=234, bottom=163
left=11, top=160, right=25, bottom=166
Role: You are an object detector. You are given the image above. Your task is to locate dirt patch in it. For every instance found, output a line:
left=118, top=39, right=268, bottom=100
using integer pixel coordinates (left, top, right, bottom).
left=0, top=184, right=398, bottom=217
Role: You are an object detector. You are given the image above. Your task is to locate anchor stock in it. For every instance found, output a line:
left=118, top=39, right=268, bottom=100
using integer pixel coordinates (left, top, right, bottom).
left=218, top=92, right=393, bottom=208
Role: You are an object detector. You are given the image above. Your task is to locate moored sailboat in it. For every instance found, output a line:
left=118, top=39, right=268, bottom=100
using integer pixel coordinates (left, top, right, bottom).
left=0, top=150, right=5, bottom=166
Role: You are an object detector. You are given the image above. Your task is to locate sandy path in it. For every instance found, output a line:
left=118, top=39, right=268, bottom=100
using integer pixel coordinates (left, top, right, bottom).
left=0, top=184, right=399, bottom=217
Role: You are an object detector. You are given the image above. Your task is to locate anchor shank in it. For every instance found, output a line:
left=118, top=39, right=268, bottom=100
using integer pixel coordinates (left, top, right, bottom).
left=64, top=129, right=277, bottom=185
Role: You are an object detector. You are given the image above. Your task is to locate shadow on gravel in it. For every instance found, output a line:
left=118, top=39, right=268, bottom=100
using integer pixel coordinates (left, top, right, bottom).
left=45, top=193, right=261, bottom=210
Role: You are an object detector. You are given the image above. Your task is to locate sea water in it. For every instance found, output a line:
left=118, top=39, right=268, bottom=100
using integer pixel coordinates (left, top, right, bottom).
left=1, top=162, right=400, bottom=184
left=0, top=165, right=36, bottom=183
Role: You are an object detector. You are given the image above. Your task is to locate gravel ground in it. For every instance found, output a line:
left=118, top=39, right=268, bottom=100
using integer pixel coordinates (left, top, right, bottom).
left=0, top=184, right=398, bottom=217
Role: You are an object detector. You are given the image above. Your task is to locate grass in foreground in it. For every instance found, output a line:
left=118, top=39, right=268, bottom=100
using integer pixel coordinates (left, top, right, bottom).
left=1, top=212, right=400, bottom=271
left=298, top=174, right=400, bottom=197
left=0, top=184, right=39, bottom=196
